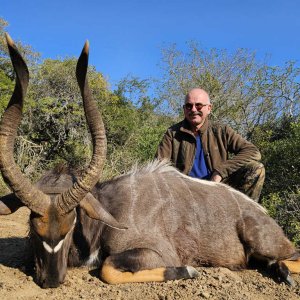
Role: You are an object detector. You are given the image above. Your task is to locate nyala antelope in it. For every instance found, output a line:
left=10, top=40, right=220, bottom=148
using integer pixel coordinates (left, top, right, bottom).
left=0, top=33, right=300, bottom=289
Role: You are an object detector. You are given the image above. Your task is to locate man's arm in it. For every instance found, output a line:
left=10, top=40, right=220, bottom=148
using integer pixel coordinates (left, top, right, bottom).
left=155, top=129, right=173, bottom=160
left=212, top=125, right=261, bottom=179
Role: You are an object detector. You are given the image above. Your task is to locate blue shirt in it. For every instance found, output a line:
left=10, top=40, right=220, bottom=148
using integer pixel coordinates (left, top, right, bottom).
left=189, top=135, right=211, bottom=180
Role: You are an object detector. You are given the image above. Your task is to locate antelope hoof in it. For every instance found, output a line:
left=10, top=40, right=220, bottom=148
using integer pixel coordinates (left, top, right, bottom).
left=271, top=261, right=295, bottom=287
left=284, top=274, right=295, bottom=287
left=186, top=266, right=200, bottom=278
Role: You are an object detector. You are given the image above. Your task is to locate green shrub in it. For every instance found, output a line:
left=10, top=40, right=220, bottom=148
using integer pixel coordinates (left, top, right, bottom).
left=261, top=189, right=300, bottom=247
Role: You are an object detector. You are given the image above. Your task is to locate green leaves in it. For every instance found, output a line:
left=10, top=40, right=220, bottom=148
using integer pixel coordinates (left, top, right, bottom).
left=158, top=42, right=300, bottom=139
left=23, top=58, right=109, bottom=170
left=262, top=190, right=300, bottom=247
left=258, top=120, right=300, bottom=246
left=100, top=77, right=173, bottom=178
left=260, top=120, right=300, bottom=195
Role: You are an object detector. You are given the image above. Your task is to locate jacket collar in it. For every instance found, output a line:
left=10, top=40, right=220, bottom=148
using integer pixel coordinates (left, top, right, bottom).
left=180, top=118, right=209, bottom=136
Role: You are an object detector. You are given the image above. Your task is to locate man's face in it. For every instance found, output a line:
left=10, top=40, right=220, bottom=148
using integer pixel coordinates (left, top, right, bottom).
left=183, top=89, right=212, bottom=129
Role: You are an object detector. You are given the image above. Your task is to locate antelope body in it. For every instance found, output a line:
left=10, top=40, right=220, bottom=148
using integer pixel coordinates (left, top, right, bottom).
left=0, top=34, right=299, bottom=289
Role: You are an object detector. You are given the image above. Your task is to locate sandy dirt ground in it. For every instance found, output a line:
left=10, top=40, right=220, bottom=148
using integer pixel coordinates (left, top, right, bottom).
left=0, top=207, right=300, bottom=300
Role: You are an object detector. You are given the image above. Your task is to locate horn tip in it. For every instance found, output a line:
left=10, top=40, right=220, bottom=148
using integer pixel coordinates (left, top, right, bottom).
left=5, top=32, right=14, bottom=47
left=84, top=40, right=89, bottom=54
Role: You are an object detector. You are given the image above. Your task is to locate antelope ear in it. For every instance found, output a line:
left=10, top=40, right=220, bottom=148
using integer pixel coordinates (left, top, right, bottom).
left=80, top=193, right=127, bottom=230
left=0, top=193, right=24, bottom=215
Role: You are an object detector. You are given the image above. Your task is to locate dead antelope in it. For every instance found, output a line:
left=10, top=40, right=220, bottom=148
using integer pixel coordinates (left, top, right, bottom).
left=0, top=34, right=300, bottom=289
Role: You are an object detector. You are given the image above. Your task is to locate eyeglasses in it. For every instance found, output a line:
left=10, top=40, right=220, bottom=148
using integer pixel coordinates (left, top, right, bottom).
left=183, top=103, right=209, bottom=111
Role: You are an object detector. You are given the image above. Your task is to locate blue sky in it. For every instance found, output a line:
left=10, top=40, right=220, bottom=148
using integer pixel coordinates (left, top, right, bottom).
left=2, top=0, right=300, bottom=90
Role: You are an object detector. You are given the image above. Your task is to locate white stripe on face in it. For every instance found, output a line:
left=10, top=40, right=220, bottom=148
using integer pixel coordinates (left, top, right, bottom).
left=42, top=239, right=64, bottom=254
left=53, top=239, right=64, bottom=253
left=42, top=241, right=54, bottom=253
left=41, top=216, right=77, bottom=254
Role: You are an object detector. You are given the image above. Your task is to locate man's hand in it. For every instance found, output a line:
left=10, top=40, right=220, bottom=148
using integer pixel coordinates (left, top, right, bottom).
left=210, top=171, right=222, bottom=183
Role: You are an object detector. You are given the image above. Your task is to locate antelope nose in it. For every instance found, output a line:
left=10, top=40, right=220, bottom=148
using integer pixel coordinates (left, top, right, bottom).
left=40, top=277, right=61, bottom=289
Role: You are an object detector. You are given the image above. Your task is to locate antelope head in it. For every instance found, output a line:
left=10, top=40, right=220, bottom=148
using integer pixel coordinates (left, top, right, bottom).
left=0, top=34, right=124, bottom=288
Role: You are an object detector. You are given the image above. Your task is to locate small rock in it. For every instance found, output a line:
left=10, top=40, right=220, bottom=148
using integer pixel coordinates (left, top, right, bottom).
left=199, top=291, right=210, bottom=298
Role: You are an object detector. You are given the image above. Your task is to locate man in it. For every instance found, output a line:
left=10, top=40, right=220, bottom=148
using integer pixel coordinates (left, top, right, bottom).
left=156, top=88, right=265, bottom=202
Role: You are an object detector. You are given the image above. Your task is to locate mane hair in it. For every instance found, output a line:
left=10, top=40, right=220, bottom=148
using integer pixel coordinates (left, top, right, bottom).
left=35, top=163, right=78, bottom=194
left=178, top=170, right=267, bottom=214
left=127, top=159, right=177, bottom=177
left=125, top=159, right=267, bottom=214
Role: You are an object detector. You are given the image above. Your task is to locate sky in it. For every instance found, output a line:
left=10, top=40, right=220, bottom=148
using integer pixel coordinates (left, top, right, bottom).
left=2, top=0, right=300, bottom=90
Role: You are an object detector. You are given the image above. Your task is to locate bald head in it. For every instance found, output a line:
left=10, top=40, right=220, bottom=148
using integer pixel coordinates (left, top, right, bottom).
left=185, top=88, right=211, bottom=104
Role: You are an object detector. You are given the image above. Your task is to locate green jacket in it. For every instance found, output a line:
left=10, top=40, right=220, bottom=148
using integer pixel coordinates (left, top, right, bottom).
left=156, top=118, right=261, bottom=179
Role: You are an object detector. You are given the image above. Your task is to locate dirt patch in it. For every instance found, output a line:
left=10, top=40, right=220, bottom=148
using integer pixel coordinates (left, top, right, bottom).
left=0, top=207, right=299, bottom=300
